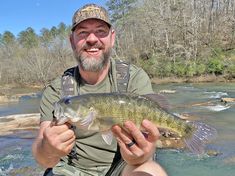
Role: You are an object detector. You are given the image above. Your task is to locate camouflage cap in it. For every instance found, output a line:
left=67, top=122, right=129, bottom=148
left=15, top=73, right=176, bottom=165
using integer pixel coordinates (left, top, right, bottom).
left=71, top=4, right=111, bottom=31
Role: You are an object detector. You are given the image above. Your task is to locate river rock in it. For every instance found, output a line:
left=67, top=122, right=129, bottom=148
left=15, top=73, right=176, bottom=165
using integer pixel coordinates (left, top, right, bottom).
left=157, top=136, right=185, bottom=149
left=159, top=90, right=176, bottom=94
left=0, top=113, right=40, bottom=136
left=221, top=97, right=235, bottom=103
left=206, top=150, right=222, bottom=157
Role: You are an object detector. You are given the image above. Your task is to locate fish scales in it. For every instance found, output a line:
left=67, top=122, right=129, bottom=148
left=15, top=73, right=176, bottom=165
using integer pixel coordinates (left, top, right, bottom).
left=54, top=93, right=217, bottom=154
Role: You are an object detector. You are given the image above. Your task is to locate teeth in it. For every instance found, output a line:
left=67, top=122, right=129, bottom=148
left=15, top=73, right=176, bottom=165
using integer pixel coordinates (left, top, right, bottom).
left=87, top=48, right=99, bottom=52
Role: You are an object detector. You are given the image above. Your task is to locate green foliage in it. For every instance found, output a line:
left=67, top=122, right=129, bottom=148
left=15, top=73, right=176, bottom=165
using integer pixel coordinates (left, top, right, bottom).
left=40, top=28, right=53, bottom=46
left=226, top=61, right=235, bottom=78
left=106, top=0, right=137, bottom=23
left=172, top=62, right=186, bottom=77
left=185, top=63, right=197, bottom=77
left=207, top=58, right=224, bottom=75
left=18, top=27, right=39, bottom=48
left=156, top=61, right=172, bottom=78
left=195, top=63, right=207, bottom=75
left=1, top=31, right=15, bottom=45
left=139, top=57, right=157, bottom=78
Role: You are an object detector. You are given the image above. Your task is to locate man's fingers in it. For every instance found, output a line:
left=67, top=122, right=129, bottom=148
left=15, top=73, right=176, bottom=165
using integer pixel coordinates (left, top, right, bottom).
left=57, top=135, right=76, bottom=156
left=50, top=123, right=72, bottom=134
left=112, top=124, right=144, bottom=157
left=141, top=119, right=160, bottom=142
left=59, top=129, right=75, bottom=143
left=124, top=121, right=147, bottom=149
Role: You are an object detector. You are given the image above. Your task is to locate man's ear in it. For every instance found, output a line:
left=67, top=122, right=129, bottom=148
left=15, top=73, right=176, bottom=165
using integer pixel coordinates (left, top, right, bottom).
left=70, top=34, right=76, bottom=50
left=111, top=29, right=116, bottom=47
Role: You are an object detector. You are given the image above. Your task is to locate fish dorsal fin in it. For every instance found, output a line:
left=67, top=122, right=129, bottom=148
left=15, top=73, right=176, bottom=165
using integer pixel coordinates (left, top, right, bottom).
left=101, top=130, right=113, bottom=145
left=143, top=93, right=171, bottom=110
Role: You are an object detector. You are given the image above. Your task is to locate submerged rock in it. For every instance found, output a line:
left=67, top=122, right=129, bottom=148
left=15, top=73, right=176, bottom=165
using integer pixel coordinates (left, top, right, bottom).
left=8, top=166, right=44, bottom=176
left=224, top=156, right=235, bottom=164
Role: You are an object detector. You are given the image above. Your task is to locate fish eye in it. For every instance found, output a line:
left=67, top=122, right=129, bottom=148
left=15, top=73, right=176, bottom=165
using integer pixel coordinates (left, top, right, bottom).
left=64, top=98, right=71, bottom=105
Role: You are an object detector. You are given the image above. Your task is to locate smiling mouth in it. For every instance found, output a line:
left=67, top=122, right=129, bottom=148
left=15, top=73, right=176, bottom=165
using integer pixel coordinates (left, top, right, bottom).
left=86, top=48, right=99, bottom=52
left=84, top=48, right=102, bottom=56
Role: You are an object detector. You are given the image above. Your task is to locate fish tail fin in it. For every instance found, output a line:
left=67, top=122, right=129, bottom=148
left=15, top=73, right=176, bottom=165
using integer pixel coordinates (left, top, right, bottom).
left=184, top=121, right=217, bottom=155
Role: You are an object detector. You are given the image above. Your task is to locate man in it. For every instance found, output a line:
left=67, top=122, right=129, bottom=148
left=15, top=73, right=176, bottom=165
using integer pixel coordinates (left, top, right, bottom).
left=32, top=3, right=167, bottom=176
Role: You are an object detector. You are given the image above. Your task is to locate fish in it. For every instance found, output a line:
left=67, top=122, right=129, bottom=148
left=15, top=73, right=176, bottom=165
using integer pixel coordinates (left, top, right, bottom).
left=53, top=93, right=217, bottom=154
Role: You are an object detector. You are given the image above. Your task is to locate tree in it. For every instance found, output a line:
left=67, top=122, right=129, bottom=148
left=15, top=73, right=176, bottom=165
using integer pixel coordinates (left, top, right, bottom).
left=40, top=28, right=53, bottom=47
left=106, top=0, right=137, bottom=24
left=18, top=27, right=39, bottom=48
left=1, top=31, right=15, bottom=45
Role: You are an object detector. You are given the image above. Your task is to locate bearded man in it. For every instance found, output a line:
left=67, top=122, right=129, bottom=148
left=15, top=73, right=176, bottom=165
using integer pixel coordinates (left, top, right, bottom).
left=32, top=3, right=167, bottom=176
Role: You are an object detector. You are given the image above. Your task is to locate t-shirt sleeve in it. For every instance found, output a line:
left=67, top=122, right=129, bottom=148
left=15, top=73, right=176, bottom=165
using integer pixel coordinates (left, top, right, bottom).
left=128, top=65, right=154, bottom=95
left=40, top=77, right=61, bottom=122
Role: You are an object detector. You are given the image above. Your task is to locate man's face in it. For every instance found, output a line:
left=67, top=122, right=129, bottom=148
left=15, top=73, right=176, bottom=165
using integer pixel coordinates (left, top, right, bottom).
left=70, top=19, right=115, bottom=72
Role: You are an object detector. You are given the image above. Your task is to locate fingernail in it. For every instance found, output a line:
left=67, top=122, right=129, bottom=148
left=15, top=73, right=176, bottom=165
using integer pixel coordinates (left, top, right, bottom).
left=142, top=119, right=150, bottom=126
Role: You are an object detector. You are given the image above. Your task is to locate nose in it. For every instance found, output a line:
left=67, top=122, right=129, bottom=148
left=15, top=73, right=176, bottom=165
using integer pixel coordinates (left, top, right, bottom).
left=86, top=32, right=98, bottom=44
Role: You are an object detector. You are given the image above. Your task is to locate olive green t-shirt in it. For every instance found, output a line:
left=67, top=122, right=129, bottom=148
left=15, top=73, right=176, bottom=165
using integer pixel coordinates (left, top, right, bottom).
left=40, top=59, right=154, bottom=175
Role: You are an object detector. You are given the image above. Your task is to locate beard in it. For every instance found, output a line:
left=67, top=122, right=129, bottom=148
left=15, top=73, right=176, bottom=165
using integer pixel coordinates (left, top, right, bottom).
left=75, top=44, right=112, bottom=72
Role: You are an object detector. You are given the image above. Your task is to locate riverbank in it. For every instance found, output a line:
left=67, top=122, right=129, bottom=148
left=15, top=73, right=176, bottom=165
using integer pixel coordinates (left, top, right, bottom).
left=151, top=75, right=235, bottom=84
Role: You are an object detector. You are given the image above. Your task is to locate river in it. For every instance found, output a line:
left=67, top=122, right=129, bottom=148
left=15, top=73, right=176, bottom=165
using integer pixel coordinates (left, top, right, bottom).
left=0, top=83, right=234, bottom=176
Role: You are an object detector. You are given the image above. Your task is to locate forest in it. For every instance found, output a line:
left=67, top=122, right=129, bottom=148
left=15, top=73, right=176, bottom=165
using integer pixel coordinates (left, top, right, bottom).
left=0, top=0, right=234, bottom=86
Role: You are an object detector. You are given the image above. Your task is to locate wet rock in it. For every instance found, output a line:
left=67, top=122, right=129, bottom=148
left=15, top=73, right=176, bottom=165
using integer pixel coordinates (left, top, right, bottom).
left=221, top=97, right=235, bottom=103
left=156, top=136, right=185, bottom=149
left=159, top=90, right=176, bottom=94
left=176, top=113, right=200, bottom=120
left=206, top=150, right=222, bottom=157
left=0, top=113, right=40, bottom=136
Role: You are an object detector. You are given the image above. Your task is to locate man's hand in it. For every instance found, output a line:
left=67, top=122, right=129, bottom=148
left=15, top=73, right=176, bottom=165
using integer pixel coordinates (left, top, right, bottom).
left=32, top=121, right=76, bottom=168
left=111, top=119, right=159, bottom=166
left=42, top=123, right=76, bottom=158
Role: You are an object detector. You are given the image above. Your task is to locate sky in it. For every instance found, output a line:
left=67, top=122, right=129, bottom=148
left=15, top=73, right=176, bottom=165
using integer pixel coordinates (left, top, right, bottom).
left=0, top=0, right=106, bottom=36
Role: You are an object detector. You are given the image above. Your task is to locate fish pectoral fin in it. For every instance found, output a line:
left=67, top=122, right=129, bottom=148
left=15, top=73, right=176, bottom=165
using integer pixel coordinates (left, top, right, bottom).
left=80, top=111, right=95, bottom=129
left=101, top=131, right=113, bottom=145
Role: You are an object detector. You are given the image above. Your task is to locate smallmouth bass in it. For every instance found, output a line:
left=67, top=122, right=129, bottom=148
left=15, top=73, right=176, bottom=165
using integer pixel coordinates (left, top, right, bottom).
left=53, top=93, right=217, bottom=154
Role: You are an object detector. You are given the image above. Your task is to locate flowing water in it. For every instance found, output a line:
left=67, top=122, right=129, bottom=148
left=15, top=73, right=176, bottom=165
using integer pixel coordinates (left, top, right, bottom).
left=153, top=83, right=235, bottom=176
left=0, top=83, right=234, bottom=176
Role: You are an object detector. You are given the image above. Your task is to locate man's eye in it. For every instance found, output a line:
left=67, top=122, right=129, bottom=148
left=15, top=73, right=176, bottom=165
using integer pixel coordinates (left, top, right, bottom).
left=78, top=31, right=89, bottom=37
left=95, top=30, right=109, bottom=37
